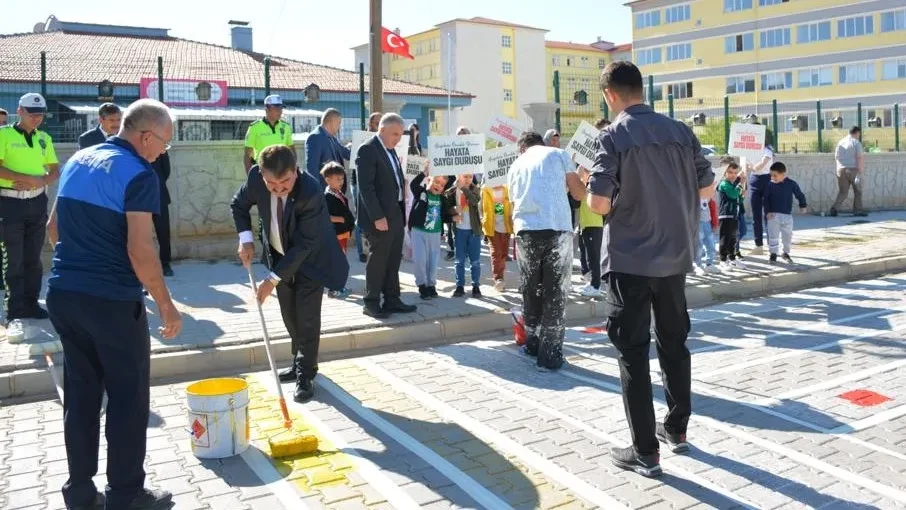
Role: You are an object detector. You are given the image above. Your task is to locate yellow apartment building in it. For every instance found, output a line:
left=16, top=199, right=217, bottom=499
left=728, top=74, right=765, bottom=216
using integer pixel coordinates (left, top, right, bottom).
left=628, top=0, right=906, bottom=151
left=353, top=17, right=549, bottom=136
left=545, top=40, right=633, bottom=134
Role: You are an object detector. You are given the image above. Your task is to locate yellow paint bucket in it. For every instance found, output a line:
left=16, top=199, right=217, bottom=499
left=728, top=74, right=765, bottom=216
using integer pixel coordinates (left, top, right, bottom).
left=185, top=378, right=250, bottom=459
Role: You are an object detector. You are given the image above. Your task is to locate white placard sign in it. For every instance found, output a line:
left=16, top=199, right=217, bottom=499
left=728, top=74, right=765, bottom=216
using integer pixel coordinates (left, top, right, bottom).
left=565, top=121, right=601, bottom=170
left=349, top=131, right=409, bottom=170
left=728, top=123, right=766, bottom=163
left=427, top=134, right=486, bottom=176
left=482, top=145, right=520, bottom=188
left=405, top=155, right=428, bottom=179
left=486, top=116, right=526, bottom=145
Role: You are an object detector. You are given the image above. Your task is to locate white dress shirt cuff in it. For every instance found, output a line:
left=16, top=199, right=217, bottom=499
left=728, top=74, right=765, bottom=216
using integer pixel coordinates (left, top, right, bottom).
left=268, top=271, right=281, bottom=283
left=238, top=230, right=254, bottom=244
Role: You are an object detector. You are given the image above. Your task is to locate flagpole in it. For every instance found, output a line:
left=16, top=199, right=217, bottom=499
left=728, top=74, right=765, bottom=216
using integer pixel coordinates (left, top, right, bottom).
left=446, top=31, right=452, bottom=135
left=369, top=0, right=383, bottom=113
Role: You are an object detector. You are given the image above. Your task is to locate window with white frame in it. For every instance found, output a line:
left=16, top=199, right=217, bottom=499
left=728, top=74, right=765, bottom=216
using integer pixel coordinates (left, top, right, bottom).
left=759, top=0, right=789, bottom=5
left=666, top=4, right=691, bottom=23
left=503, top=89, right=513, bottom=102
left=726, top=76, right=756, bottom=94
left=797, top=21, right=831, bottom=44
left=881, top=9, right=906, bottom=32
left=760, top=27, right=791, bottom=48
left=725, top=0, right=753, bottom=12
left=502, top=61, right=512, bottom=74
left=552, top=55, right=561, bottom=66
left=580, top=56, right=590, bottom=68
left=501, top=35, right=512, bottom=47
left=635, top=10, right=661, bottom=29
left=838, top=15, right=874, bottom=38
left=636, top=48, right=662, bottom=66
left=761, top=71, right=793, bottom=90
left=882, top=58, right=906, bottom=80
left=798, top=67, right=832, bottom=87
left=725, top=33, right=755, bottom=53
left=666, top=43, right=692, bottom=61
left=667, top=81, right=693, bottom=99
left=839, top=62, right=876, bottom=84
left=643, top=84, right=664, bottom=101
left=598, top=58, right=607, bottom=69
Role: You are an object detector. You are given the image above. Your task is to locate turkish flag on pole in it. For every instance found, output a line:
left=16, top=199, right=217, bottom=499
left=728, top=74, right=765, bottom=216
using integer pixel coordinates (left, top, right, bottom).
left=381, top=27, right=414, bottom=60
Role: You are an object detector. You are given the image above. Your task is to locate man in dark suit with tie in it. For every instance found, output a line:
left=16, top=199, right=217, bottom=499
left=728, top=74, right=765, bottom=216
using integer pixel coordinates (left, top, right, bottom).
left=231, top=145, right=349, bottom=402
left=152, top=151, right=174, bottom=276
left=355, top=113, right=417, bottom=319
left=305, top=108, right=351, bottom=191
left=77, top=103, right=121, bottom=149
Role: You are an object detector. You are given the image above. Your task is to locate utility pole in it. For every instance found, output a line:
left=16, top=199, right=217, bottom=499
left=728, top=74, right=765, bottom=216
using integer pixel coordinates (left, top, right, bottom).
left=369, top=0, right=383, bottom=113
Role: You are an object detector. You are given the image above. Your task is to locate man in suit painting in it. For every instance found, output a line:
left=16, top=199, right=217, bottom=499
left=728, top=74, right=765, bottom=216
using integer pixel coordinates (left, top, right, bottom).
left=305, top=108, right=350, bottom=191
left=77, top=103, right=121, bottom=149
left=355, top=113, right=417, bottom=319
left=152, top=151, right=173, bottom=276
left=232, top=145, right=349, bottom=402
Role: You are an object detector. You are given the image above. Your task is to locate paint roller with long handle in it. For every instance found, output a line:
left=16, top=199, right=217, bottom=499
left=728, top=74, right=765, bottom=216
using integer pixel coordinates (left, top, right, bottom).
left=246, top=266, right=318, bottom=458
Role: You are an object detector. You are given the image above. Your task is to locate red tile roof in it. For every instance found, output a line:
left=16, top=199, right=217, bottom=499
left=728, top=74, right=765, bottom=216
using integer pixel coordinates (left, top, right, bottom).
left=546, top=41, right=611, bottom=52
left=0, top=31, right=471, bottom=98
left=611, top=43, right=633, bottom=52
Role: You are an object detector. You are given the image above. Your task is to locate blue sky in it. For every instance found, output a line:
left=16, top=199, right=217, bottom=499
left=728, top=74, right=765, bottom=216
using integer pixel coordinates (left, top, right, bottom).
left=0, top=0, right=633, bottom=70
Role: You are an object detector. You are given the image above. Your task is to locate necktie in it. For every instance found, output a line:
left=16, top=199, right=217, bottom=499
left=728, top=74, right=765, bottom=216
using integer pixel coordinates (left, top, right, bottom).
left=276, top=196, right=286, bottom=248
left=389, top=148, right=403, bottom=184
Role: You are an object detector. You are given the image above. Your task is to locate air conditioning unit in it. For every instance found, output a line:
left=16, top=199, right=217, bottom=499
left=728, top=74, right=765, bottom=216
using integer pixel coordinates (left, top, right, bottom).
left=692, top=113, right=707, bottom=126
left=831, top=116, right=844, bottom=128
left=867, top=116, right=882, bottom=128
left=697, top=58, right=703, bottom=65
left=788, top=115, right=805, bottom=131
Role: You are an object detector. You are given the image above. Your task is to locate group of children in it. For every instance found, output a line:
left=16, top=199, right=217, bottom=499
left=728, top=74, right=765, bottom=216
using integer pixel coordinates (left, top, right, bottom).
left=697, top=155, right=808, bottom=273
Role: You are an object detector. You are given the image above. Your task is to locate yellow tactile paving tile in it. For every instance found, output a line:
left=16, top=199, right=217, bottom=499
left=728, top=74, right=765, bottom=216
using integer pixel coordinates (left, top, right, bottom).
left=244, top=374, right=361, bottom=495
left=322, top=363, right=596, bottom=510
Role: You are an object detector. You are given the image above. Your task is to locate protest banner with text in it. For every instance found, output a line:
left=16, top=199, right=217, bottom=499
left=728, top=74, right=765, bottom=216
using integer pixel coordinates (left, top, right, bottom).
left=427, top=134, right=486, bottom=176
left=482, top=145, right=520, bottom=188
left=486, top=116, right=526, bottom=145
left=728, top=123, right=767, bottom=163
left=565, top=121, right=601, bottom=170
left=405, top=155, right=428, bottom=179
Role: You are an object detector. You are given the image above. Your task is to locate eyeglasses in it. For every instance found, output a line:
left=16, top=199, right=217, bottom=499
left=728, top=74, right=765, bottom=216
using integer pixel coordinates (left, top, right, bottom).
left=142, top=130, right=171, bottom=151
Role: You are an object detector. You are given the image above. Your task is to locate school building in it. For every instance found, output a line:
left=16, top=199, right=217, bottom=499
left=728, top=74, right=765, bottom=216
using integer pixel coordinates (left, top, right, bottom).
left=0, top=15, right=472, bottom=144
left=352, top=17, right=630, bottom=137
left=628, top=0, right=906, bottom=151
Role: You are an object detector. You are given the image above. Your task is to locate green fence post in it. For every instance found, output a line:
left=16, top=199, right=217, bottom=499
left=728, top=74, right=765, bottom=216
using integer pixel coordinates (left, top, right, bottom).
left=156, top=56, right=164, bottom=104
left=40, top=51, right=47, bottom=98
left=723, top=95, right=730, bottom=154
left=668, top=94, right=674, bottom=119
left=893, top=103, right=900, bottom=152
left=816, top=100, right=823, bottom=153
left=553, top=70, right=561, bottom=133
left=264, top=57, right=271, bottom=97
left=857, top=102, right=862, bottom=134
left=359, top=63, right=366, bottom=130
left=648, top=75, right=654, bottom=106
left=772, top=99, right=778, bottom=149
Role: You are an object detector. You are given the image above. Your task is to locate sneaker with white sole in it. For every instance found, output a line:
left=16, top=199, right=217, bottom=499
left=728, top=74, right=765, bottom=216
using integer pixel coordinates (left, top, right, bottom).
left=693, top=265, right=706, bottom=276
left=750, top=245, right=764, bottom=255
left=656, top=423, right=690, bottom=454
left=5, top=319, right=25, bottom=344
left=704, top=264, right=720, bottom=274
left=729, top=259, right=746, bottom=269
left=494, top=280, right=505, bottom=292
left=580, top=284, right=604, bottom=298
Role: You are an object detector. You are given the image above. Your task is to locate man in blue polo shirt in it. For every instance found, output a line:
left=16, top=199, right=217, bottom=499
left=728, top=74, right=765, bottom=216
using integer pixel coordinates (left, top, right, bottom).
left=46, top=98, right=182, bottom=510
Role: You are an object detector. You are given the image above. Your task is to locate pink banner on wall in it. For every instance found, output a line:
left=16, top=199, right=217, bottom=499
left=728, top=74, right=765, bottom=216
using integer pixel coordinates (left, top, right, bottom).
left=139, top=78, right=228, bottom=107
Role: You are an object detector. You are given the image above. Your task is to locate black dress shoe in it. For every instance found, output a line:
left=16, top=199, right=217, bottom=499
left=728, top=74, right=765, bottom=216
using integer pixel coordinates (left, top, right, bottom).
left=294, top=379, right=315, bottom=403
left=383, top=300, right=417, bottom=313
left=359, top=253, right=368, bottom=263
left=278, top=366, right=296, bottom=382
left=363, top=304, right=390, bottom=319
left=162, top=264, right=174, bottom=277
left=127, top=488, right=172, bottom=509
left=70, top=492, right=105, bottom=510
left=429, top=286, right=439, bottom=297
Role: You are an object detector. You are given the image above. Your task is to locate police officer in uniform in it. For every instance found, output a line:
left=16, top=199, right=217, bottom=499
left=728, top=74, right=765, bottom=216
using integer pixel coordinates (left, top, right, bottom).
left=243, top=94, right=293, bottom=173
left=0, top=93, right=60, bottom=323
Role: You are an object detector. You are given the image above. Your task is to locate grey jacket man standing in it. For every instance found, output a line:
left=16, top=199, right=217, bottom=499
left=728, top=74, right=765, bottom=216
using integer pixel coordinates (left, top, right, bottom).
left=831, top=126, right=866, bottom=217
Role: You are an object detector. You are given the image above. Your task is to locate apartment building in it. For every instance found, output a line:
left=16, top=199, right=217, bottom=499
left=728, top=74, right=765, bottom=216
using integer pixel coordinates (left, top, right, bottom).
left=629, top=0, right=906, bottom=149
left=353, top=17, right=548, bottom=136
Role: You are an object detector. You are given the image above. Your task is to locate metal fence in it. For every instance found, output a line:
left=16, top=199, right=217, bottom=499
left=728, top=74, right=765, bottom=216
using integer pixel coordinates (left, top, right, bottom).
left=0, top=50, right=371, bottom=143
left=552, top=71, right=903, bottom=153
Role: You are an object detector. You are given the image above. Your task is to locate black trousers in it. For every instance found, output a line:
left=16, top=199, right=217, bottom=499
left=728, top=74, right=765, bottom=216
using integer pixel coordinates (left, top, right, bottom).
left=46, top=287, right=150, bottom=509
left=605, top=272, right=691, bottom=455
left=580, top=227, right=603, bottom=289
left=516, top=230, right=572, bottom=369
left=272, top=252, right=324, bottom=380
left=718, top=218, right=738, bottom=261
left=152, top=203, right=171, bottom=265
left=363, top=202, right=404, bottom=307
left=0, top=194, right=48, bottom=318
left=443, top=222, right=455, bottom=252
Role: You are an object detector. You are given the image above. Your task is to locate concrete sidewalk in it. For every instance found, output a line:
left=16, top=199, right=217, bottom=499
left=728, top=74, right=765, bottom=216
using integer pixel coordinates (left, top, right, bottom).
left=3, top=212, right=906, bottom=399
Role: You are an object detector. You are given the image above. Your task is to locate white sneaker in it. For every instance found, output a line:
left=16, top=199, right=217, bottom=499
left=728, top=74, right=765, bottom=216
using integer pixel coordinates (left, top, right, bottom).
left=750, top=246, right=764, bottom=255
left=582, top=272, right=592, bottom=283
left=494, top=280, right=505, bottom=292
left=693, top=265, right=706, bottom=276
left=730, top=259, right=746, bottom=269
left=704, top=264, right=719, bottom=274
left=581, top=284, right=604, bottom=298
left=6, top=319, right=25, bottom=344
left=719, top=261, right=733, bottom=272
